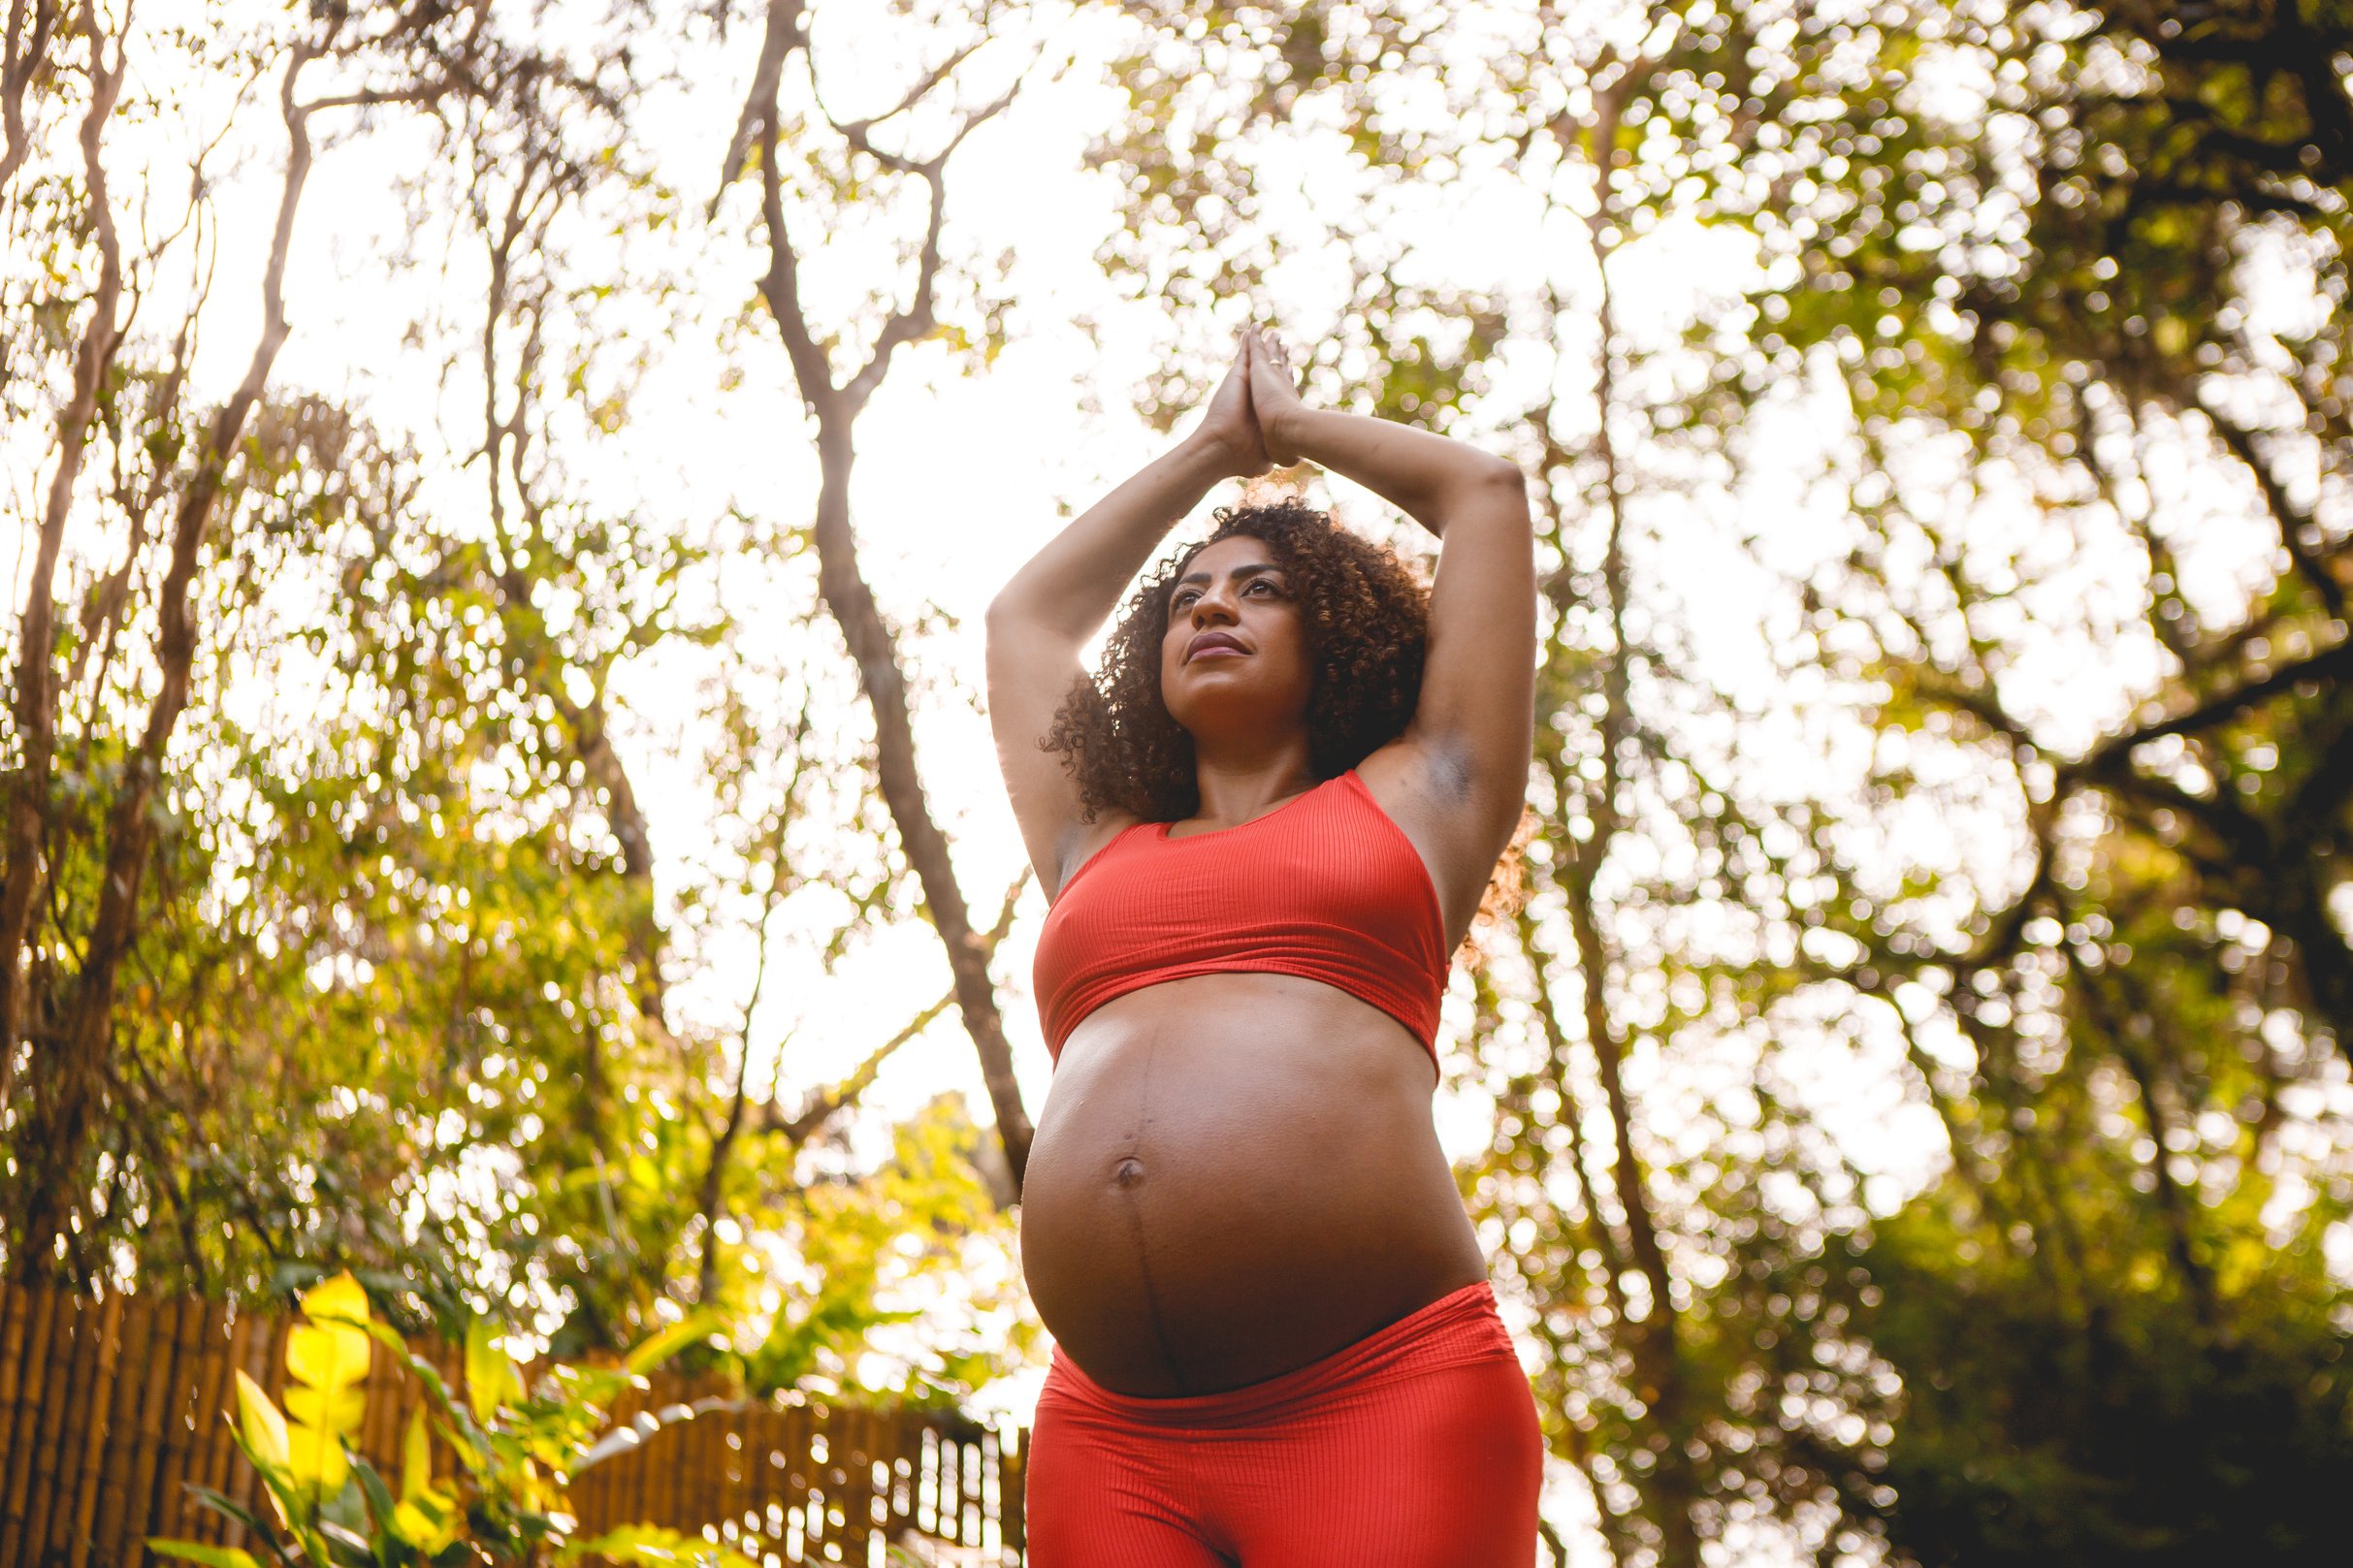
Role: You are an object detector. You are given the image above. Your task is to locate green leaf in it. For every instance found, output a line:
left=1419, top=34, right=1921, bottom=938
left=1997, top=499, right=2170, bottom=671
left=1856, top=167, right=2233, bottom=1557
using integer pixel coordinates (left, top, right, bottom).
left=402, top=1406, right=435, bottom=1501
left=347, top=1456, right=400, bottom=1552
left=465, top=1318, right=522, bottom=1424
left=282, top=1384, right=367, bottom=1433
left=234, top=1371, right=291, bottom=1470
left=182, top=1484, right=285, bottom=1545
left=361, top=1323, right=467, bottom=1426
left=286, top=1321, right=372, bottom=1423
left=621, top=1310, right=725, bottom=1376
left=146, top=1543, right=264, bottom=1568
left=561, top=1525, right=760, bottom=1568
left=300, top=1270, right=371, bottom=1330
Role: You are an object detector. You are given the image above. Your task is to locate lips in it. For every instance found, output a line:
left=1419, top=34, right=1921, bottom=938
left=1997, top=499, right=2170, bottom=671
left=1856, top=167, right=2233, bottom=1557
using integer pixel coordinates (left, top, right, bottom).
left=1185, top=630, right=1248, bottom=663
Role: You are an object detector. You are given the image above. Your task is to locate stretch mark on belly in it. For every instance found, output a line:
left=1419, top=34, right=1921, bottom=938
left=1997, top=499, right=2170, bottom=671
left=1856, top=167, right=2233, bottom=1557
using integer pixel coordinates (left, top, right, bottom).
left=1113, top=1027, right=1190, bottom=1392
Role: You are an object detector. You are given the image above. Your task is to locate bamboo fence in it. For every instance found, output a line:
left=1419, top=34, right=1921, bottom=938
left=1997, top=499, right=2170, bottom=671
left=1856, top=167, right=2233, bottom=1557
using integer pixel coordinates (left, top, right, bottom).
left=0, top=1283, right=1025, bottom=1567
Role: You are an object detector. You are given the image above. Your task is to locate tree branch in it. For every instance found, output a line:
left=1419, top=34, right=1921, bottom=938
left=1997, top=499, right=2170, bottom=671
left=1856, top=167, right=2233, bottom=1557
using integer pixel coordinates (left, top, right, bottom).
left=819, top=39, right=981, bottom=155
left=0, top=0, right=129, bottom=1127
left=753, top=105, right=838, bottom=420
left=834, top=78, right=1019, bottom=417
left=2204, top=405, right=2346, bottom=622
left=760, top=871, right=1026, bottom=1155
left=2075, top=637, right=2353, bottom=775
left=0, top=0, right=59, bottom=195
left=712, top=0, right=803, bottom=209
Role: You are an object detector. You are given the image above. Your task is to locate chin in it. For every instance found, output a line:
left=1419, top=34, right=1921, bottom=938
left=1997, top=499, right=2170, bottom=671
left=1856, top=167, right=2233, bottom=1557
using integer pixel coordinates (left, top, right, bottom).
left=1168, top=691, right=1305, bottom=737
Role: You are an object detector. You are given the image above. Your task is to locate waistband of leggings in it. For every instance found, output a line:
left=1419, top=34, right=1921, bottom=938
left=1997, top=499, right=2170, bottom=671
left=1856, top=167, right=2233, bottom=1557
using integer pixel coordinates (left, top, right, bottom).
left=1043, top=1280, right=1515, bottom=1429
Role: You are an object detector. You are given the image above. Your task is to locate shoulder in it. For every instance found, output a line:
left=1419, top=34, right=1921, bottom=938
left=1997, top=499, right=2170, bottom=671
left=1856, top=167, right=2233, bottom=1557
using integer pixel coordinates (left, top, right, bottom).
left=1352, top=732, right=1482, bottom=821
left=1351, top=732, right=1524, bottom=926
left=1046, top=809, right=1146, bottom=906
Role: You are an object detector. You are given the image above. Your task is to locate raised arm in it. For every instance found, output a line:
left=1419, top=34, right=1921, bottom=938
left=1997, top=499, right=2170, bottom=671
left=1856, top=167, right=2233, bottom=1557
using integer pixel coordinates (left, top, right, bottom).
left=986, top=336, right=1270, bottom=896
left=1245, top=328, right=1535, bottom=900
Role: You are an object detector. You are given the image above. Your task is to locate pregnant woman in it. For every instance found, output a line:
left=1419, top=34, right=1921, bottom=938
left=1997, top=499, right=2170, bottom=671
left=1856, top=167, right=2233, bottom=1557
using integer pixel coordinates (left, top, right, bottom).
left=985, top=325, right=1541, bottom=1564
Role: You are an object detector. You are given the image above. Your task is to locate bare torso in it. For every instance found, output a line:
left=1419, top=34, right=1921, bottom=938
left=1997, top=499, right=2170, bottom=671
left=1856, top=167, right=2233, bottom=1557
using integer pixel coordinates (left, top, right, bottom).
left=1018, top=760, right=1491, bottom=1398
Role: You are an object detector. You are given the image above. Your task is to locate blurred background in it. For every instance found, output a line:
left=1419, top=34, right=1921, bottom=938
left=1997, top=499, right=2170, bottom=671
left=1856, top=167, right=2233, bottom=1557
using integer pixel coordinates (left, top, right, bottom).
left=4, top=0, right=2349, bottom=1562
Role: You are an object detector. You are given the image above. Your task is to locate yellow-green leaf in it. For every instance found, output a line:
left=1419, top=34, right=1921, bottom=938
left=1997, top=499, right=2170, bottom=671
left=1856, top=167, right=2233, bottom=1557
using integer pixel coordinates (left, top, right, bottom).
left=233, top=1371, right=290, bottom=1470
left=388, top=1500, right=435, bottom=1547
left=402, top=1406, right=434, bottom=1501
left=465, top=1318, right=521, bottom=1424
left=622, top=1310, right=724, bottom=1377
left=562, top=1525, right=760, bottom=1568
left=299, top=1270, right=371, bottom=1330
left=389, top=1490, right=461, bottom=1552
left=284, top=1418, right=349, bottom=1497
left=285, top=1321, right=371, bottom=1423
left=281, top=1383, right=367, bottom=1434
left=147, top=1541, right=263, bottom=1568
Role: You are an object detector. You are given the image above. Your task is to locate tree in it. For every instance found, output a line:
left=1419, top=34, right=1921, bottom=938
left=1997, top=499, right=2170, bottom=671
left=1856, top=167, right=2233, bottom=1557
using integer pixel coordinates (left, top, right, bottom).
left=1084, top=0, right=2353, bottom=1558
left=2, top=0, right=494, bottom=1284
left=714, top=0, right=1044, bottom=1185
left=0, top=0, right=1028, bottom=1403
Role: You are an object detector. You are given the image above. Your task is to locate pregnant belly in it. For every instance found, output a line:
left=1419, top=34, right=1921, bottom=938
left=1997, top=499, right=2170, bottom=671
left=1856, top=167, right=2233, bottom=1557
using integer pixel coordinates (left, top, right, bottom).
left=1017, top=973, right=1488, bottom=1397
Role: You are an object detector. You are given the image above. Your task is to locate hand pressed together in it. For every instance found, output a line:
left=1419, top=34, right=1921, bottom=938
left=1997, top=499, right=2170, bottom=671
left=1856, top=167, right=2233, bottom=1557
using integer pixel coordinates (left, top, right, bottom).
left=1186, top=323, right=1311, bottom=478
left=1242, top=324, right=1306, bottom=466
left=1187, top=332, right=1274, bottom=479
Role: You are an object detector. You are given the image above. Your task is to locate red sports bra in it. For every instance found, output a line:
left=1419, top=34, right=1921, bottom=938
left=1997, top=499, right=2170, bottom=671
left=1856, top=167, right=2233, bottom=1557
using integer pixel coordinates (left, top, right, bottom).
left=1032, top=769, right=1449, bottom=1067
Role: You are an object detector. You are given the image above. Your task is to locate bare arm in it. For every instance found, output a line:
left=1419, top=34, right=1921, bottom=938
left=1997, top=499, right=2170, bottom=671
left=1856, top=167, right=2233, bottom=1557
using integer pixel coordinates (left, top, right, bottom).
left=986, top=336, right=1270, bottom=893
left=989, top=441, right=1236, bottom=641
left=1255, top=369, right=1527, bottom=543
left=1248, top=329, right=1535, bottom=880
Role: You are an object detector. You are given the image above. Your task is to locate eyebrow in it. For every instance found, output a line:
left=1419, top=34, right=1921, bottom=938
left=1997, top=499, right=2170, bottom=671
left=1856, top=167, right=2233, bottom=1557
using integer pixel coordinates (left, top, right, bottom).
left=1175, top=562, right=1282, bottom=587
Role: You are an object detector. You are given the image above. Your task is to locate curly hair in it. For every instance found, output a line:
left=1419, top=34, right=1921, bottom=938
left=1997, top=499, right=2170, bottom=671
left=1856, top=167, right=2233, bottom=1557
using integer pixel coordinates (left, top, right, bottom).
left=1041, top=496, right=1431, bottom=823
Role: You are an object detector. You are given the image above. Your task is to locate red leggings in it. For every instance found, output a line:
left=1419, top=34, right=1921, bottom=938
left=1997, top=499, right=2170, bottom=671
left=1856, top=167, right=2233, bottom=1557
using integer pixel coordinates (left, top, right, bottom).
left=1025, top=1281, right=1543, bottom=1566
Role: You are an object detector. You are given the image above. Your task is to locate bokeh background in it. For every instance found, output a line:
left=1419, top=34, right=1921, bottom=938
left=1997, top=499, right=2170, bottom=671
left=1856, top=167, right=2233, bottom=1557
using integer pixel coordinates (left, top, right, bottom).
left=5, top=0, right=2350, bottom=1561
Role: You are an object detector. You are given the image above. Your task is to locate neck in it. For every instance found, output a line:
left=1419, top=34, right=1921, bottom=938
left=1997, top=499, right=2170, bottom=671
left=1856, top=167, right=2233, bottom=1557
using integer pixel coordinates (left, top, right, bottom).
left=1187, top=733, right=1318, bottom=827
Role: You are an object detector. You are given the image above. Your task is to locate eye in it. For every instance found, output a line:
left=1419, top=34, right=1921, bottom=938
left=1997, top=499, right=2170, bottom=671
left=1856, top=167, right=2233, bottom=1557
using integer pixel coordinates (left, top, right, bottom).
left=1244, top=579, right=1279, bottom=596
left=1171, top=589, right=1199, bottom=610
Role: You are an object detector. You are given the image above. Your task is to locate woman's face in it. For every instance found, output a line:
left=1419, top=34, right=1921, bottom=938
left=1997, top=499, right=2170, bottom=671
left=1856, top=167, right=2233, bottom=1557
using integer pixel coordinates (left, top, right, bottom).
left=1159, top=534, right=1312, bottom=743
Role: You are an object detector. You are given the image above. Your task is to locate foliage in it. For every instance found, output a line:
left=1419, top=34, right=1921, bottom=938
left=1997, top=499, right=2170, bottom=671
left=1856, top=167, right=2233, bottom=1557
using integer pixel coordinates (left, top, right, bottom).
left=9, top=0, right=2351, bottom=1560
left=149, top=1269, right=750, bottom=1568
left=1087, top=0, right=2353, bottom=1561
left=1855, top=1181, right=2353, bottom=1568
left=0, top=0, right=1024, bottom=1404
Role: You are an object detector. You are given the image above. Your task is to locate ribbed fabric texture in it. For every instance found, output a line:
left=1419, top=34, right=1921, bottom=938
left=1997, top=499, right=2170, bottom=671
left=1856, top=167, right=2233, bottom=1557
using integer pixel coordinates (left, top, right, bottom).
left=1026, top=1282, right=1544, bottom=1565
left=1032, top=770, right=1448, bottom=1065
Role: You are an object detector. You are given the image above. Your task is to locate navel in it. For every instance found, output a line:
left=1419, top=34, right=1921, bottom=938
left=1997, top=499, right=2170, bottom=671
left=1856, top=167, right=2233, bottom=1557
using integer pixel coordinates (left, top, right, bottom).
left=1112, top=1155, right=1146, bottom=1189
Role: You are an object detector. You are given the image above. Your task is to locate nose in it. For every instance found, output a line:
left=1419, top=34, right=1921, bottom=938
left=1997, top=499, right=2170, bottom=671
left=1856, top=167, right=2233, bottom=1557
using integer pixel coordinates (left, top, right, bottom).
left=1190, top=585, right=1239, bottom=625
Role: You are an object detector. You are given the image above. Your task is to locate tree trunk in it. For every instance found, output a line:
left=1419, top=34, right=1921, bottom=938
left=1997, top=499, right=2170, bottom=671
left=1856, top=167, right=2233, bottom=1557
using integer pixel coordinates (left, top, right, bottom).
left=0, top=15, right=124, bottom=1118
left=805, top=422, right=1035, bottom=1184
left=737, top=23, right=1035, bottom=1183
left=13, top=45, right=314, bottom=1277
